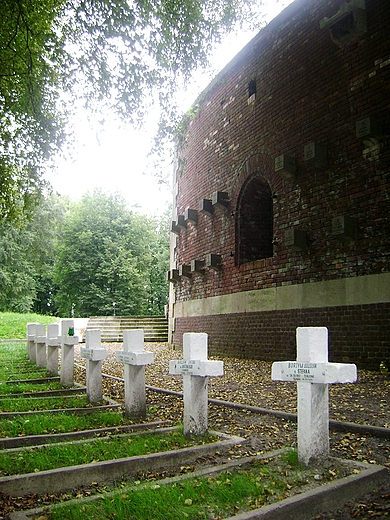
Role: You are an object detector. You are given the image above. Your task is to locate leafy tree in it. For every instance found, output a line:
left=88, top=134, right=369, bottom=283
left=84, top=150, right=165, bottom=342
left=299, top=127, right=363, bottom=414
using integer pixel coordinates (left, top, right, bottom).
left=0, top=193, right=66, bottom=313
left=1, top=0, right=265, bottom=222
left=147, top=208, right=170, bottom=314
left=53, top=190, right=169, bottom=317
left=1, top=0, right=66, bottom=223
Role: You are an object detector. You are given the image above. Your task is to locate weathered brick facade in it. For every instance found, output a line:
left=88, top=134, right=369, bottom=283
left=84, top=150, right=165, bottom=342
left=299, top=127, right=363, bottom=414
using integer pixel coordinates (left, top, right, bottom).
left=169, top=0, right=390, bottom=369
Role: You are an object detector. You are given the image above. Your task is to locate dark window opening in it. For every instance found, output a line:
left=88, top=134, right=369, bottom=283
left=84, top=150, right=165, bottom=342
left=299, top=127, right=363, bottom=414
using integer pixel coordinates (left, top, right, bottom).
left=248, top=80, right=257, bottom=98
left=236, top=175, right=273, bottom=265
left=331, top=12, right=356, bottom=39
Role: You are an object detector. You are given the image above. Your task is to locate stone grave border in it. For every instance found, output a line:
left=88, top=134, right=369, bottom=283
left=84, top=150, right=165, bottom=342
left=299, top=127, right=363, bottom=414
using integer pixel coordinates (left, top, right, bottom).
left=1, top=330, right=388, bottom=519
left=0, top=397, right=121, bottom=420
left=0, top=420, right=168, bottom=450
left=13, top=451, right=389, bottom=520
left=0, top=428, right=245, bottom=497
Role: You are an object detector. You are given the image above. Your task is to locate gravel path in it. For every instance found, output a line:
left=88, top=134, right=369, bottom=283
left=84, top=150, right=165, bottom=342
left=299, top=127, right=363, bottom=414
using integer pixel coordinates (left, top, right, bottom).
left=75, top=342, right=390, bottom=519
left=75, top=343, right=390, bottom=468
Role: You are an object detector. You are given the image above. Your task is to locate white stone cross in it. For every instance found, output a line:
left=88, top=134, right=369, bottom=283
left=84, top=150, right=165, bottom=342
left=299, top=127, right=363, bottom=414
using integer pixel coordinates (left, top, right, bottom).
left=26, top=323, right=38, bottom=364
left=35, top=324, right=47, bottom=369
left=115, top=329, right=154, bottom=418
left=272, top=327, right=357, bottom=465
left=60, top=319, right=79, bottom=387
left=169, top=333, right=224, bottom=437
left=81, top=329, right=107, bottom=403
left=46, top=323, right=61, bottom=376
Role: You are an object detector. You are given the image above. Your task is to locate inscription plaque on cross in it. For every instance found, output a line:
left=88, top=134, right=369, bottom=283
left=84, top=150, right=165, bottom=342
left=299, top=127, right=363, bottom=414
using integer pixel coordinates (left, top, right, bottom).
left=115, top=329, right=154, bottom=418
left=272, top=327, right=357, bottom=465
left=169, top=333, right=224, bottom=436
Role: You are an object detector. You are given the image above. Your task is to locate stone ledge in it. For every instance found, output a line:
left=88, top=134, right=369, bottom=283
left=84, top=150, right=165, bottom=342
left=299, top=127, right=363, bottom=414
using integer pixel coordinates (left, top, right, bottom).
left=225, top=460, right=389, bottom=520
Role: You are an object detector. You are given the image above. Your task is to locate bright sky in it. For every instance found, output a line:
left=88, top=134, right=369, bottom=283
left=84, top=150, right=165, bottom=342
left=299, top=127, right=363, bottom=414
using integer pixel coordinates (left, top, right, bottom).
left=46, top=1, right=293, bottom=217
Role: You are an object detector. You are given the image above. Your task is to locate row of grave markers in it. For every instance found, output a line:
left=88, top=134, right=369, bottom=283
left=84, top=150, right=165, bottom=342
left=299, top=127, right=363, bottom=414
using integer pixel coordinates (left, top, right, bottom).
left=27, top=320, right=78, bottom=387
left=25, top=323, right=357, bottom=465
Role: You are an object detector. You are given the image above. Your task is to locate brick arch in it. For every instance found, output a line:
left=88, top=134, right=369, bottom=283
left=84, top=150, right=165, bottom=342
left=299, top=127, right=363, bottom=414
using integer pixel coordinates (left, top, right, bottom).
left=231, top=152, right=280, bottom=266
left=235, top=173, right=273, bottom=265
left=230, top=151, right=279, bottom=204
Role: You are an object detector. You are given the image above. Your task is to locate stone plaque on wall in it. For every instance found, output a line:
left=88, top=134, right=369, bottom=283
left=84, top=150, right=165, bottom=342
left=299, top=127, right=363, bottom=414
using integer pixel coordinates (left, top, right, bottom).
left=285, top=229, right=308, bottom=251
left=332, top=216, right=357, bottom=241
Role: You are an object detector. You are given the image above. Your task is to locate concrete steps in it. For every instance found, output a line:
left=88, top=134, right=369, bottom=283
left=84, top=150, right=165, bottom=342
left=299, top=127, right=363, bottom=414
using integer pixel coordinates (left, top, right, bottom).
left=85, top=316, right=168, bottom=343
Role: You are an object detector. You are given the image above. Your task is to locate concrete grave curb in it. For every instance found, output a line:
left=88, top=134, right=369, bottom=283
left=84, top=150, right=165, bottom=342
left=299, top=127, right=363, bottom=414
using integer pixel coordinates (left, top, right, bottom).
left=0, top=387, right=86, bottom=399
left=0, top=420, right=169, bottom=449
left=0, top=401, right=121, bottom=419
left=0, top=429, right=245, bottom=497
left=13, top=452, right=389, bottom=520
left=225, top=461, right=389, bottom=520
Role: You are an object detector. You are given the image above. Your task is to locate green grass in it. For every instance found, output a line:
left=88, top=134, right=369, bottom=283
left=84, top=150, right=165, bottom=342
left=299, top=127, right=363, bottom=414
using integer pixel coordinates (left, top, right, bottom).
left=0, top=410, right=132, bottom=438
left=0, top=395, right=92, bottom=412
left=0, top=342, right=29, bottom=363
left=0, top=428, right=212, bottom=476
left=1, top=368, right=51, bottom=382
left=45, top=453, right=315, bottom=520
left=0, top=380, right=64, bottom=395
left=0, top=342, right=51, bottom=381
left=0, top=312, right=59, bottom=340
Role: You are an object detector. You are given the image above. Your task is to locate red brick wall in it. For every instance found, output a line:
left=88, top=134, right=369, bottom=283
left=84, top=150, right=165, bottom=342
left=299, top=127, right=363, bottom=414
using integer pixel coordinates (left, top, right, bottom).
left=173, top=303, right=390, bottom=370
left=171, top=0, right=390, bottom=369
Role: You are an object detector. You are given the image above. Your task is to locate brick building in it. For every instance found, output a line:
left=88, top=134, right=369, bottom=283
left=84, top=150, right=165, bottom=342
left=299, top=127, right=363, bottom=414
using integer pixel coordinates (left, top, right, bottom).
left=168, top=0, right=390, bottom=369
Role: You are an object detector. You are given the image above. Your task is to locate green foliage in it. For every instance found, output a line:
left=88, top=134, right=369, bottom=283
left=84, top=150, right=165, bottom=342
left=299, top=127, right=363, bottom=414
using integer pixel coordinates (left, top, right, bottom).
left=0, top=0, right=67, bottom=223
left=0, top=313, right=58, bottom=339
left=0, top=189, right=169, bottom=317
left=53, top=189, right=169, bottom=317
left=0, top=195, right=66, bottom=314
left=1, top=0, right=265, bottom=222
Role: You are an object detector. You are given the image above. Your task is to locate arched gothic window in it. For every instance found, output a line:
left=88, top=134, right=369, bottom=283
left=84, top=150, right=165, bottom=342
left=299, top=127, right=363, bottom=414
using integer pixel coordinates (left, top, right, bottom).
left=236, top=175, right=273, bottom=265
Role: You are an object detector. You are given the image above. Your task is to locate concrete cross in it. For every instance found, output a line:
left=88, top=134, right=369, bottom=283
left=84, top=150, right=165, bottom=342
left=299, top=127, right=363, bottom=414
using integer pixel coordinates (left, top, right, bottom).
left=272, top=327, right=357, bottom=465
left=34, top=324, right=47, bottom=369
left=169, top=332, right=224, bottom=437
left=60, top=319, right=79, bottom=387
left=115, top=329, right=154, bottom=418
left=81, top=329, right=107, bottom=403
left=26, top=323, right=38, bottom=364
left=46, top=323, right=61, bottom=376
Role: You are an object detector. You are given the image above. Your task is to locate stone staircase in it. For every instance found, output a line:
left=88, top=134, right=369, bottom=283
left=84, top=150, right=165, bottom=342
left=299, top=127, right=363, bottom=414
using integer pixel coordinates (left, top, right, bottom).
left=85, top=316, right=168, bottom=343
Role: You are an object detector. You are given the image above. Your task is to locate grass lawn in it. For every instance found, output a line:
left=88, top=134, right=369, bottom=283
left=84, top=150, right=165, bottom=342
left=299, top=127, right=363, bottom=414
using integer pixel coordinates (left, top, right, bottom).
left=0, top=394, right=92, bottom=412
left=0, top=410, right=134, bottom=438
left=0, top=312, right=59, bottom=340
left=0, top=428, right=214, bottom=475
left=0, top=381, right=64, bottom=395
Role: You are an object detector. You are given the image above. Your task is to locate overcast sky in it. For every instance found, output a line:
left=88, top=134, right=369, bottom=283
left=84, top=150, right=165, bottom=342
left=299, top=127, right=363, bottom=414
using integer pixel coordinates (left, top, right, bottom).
left=46, top=1, right=293, bottom=216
